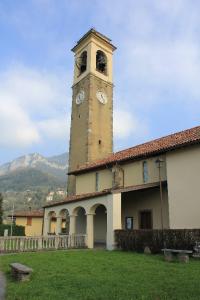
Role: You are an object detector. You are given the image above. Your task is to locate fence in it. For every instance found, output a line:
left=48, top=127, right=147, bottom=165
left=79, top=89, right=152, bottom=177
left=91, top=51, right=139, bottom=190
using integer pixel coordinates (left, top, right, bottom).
left=0, top=234, right=87, bottom=253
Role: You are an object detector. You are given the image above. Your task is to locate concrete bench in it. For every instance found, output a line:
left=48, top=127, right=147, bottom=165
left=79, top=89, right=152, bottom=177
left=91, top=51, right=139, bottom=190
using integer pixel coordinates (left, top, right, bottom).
left=193, top=242, right=200, bottom=258
left=162, top=249, right=193, bottom=263
left=10, top=263, right=33, bottom=281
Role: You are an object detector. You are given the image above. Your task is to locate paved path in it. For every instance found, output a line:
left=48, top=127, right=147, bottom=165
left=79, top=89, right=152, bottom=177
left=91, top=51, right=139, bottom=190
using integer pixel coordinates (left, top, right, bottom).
left=0, top=272, right=5, bottom=300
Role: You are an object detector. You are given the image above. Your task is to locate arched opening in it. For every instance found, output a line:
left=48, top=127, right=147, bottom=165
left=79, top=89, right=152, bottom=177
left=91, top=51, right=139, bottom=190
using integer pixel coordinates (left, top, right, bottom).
left=59, top=209, right=70, bottom=234
left=96, top=50, right=107, bottom=74
left=76, top=51, right=87, bottom=75
left=48, top=211, right=56, bottom=235
left=75, top=207, right=86, bottom=234
left=93, top=204, right=107, bottom=247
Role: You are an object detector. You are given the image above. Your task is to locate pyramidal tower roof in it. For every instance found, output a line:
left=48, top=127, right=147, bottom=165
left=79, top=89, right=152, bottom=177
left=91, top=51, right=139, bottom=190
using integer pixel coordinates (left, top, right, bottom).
left=71, top=28, right=116, bottom=52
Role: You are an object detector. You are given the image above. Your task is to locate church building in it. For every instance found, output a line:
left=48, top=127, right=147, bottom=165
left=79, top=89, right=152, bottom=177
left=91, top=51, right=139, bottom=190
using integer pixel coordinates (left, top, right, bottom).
left=43, top=29, right=200, bottom=250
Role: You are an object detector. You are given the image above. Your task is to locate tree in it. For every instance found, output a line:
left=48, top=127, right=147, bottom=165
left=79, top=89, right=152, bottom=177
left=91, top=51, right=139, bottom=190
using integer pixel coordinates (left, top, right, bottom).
left=0, top=193, right=3, bottom=224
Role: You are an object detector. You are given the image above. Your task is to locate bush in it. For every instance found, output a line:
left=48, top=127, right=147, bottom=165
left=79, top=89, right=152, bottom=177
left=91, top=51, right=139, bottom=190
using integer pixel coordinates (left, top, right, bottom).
left=0, top=224, right=25, bottom=236
left=115, top=229, right=200, bottom=254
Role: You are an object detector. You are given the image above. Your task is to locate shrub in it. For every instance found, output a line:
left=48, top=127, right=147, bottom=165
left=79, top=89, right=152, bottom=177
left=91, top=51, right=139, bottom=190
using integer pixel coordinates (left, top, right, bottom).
left=0, top=224, right=25, bottom=236
left=115, top=229, right=200, bottom=253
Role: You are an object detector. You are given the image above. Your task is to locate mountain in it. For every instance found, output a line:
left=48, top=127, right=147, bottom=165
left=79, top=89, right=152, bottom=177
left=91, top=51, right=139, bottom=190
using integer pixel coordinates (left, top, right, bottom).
left=0, top=152, right=68, bottom=192
left=0, top=168, right=65, bottom=192
left=0, top=152, right=68, bottom=178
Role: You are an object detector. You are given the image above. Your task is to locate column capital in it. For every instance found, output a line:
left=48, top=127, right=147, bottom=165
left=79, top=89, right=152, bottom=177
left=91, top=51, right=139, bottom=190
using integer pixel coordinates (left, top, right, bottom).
left=86, top=212, right=95, bottom=216
left=69, top=214, right=77, bottom=218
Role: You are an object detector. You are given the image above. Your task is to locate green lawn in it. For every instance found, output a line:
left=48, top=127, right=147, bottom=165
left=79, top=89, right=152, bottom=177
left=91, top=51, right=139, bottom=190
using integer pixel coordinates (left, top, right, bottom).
left=0, top=250, right=200, bottom=300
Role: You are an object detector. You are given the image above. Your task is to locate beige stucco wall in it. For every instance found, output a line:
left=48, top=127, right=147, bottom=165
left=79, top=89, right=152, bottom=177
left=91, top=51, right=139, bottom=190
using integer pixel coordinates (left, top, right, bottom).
left=123, top=156, right=166, bottom=187
left=166, top=145, right=200, bottom=229
left=76, top=169, right=112, bottom=194
left=121, top=187, right=169, bottom=229
left=15, top=217, right=43, bottom=236
left=75, top=155, right=167, bottom=194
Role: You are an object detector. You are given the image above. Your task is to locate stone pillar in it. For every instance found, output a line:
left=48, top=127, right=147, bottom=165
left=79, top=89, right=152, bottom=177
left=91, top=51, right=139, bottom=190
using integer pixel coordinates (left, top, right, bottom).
left=56, top=216, right=62, bottom=235
left=69, top=214, right=77, bottom=235
left=69, top=214, right=77, bottom=248
left=86, top=213, right=95, bottom=249
left=106, top=193, right=122, bottom=250
left=43, top=216, right=50, bottom=236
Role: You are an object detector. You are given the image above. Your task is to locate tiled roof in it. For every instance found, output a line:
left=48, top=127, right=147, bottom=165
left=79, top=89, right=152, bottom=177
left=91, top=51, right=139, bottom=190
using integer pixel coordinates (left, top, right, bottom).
left=8, top=210, right=44, bottom=218
left=43, top=190, right=111, bottom=208
left=69, top=125, right=200, bottom=175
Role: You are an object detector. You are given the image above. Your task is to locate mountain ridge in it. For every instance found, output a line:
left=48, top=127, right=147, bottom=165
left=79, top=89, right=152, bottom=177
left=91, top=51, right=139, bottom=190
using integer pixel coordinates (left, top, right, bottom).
left=0, top=152, right=68, bottom=178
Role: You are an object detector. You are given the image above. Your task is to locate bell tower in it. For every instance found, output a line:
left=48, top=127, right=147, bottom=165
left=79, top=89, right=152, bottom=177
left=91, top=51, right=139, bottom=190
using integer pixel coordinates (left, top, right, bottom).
left=67, top=29, right=116, bottom=195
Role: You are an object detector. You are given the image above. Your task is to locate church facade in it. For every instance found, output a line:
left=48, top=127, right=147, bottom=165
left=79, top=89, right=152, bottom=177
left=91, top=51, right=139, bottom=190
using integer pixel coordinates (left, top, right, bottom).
left=43, top=29, right=200, bottom=250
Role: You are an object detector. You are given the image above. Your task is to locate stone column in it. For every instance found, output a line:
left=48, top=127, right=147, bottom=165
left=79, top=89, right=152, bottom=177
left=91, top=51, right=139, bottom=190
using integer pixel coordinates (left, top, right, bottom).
left=43, top=216, right=50, bottom=236
left=106, top=193, right=122, bottom=250
left=69, top=214, right=77, bottom=235
left=56, top=216, right=62, bottom=235
left=69, top=214, right=77, bottom=247
left=86, top=213, right=95, bottom=249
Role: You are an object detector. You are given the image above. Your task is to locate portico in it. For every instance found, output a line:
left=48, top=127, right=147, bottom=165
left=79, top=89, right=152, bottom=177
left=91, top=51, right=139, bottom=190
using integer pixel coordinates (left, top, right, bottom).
left=43, top=192, right=121, bottom=250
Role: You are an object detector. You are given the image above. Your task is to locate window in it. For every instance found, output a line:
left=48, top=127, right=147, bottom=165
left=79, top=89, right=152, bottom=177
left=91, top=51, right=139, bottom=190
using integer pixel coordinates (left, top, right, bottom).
left=143, top=161, right=148, bottom=183
left=96, top=50, right=107, bottom=74
left=27, top=217, right=32, bottom=226
left=139, top=210, right=152, bottom=229
left=125, top=217, right=133, bottom=230
left=95, top=172, right=99, bottom=192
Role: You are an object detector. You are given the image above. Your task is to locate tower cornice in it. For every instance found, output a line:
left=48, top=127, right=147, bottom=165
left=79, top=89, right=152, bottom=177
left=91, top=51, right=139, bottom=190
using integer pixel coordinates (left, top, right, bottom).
left=71, top=28, right=117, bottom=53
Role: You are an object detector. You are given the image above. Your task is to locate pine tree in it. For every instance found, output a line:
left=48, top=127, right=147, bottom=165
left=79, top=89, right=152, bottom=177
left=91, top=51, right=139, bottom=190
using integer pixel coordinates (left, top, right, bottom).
left=0, top=193, right=3, bottom=224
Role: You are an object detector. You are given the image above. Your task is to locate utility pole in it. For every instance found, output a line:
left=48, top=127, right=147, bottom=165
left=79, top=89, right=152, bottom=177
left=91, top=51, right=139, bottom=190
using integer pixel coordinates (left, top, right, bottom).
left=10, top=203, right=14, bottom=237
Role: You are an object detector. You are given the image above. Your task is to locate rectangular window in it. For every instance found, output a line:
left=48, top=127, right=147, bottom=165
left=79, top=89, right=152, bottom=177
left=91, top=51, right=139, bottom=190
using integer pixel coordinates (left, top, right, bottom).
left=27, top=217, right=32, bottom=226
left=125, top=217, right=133, bottom=230
left=95, top=172, right=99, bottom=192
left=143, top=161, right=148, bottom=183
left=139, top=210, right=152, bottom=229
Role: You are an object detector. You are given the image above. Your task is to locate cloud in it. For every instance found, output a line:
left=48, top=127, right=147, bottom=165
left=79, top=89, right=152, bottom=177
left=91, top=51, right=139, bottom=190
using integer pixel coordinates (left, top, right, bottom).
left=114, top=109, right=148, bottom=139
left=0, top=64, right=70, bottom=149
left=0, top=100, right=40, bottom=147
left=38, top=117, right=70, bottom=140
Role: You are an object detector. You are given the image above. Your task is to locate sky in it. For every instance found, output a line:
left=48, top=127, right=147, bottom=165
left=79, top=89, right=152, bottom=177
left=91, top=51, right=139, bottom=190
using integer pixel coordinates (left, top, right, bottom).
left=0, top=0, right=200, bottom=165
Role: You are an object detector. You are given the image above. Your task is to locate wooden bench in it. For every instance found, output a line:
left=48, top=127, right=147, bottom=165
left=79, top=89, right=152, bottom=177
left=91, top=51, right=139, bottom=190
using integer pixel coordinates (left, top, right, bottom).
left=162, top=249, right=193, bottom=263
left=10, top=263, right=33, bottom=281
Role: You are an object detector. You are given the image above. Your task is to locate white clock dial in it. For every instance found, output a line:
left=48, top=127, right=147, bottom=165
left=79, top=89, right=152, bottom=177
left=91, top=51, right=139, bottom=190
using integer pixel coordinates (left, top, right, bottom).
left=96, top=91, right=107, bottom=104
left=76, top=90, right=85, bottom=105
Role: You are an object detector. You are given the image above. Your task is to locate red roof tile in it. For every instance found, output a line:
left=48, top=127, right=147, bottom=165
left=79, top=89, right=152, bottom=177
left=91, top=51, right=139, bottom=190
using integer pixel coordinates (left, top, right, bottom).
left=69, top=125, right=200, bottom=175
left=43, top=190, right=111, bottom=208
left=8, top=210, right=44, bottom=218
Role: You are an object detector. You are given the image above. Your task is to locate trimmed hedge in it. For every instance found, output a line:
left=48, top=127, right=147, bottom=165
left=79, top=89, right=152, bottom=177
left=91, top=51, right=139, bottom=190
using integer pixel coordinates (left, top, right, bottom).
left=115, top=229, right=200, bottom=253
left=0, top=224, right=25, bottom=236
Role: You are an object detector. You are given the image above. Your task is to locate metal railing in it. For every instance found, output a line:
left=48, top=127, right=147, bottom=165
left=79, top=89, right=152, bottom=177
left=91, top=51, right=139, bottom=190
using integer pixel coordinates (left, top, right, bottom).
left=0, top=234, right=87, bottom=253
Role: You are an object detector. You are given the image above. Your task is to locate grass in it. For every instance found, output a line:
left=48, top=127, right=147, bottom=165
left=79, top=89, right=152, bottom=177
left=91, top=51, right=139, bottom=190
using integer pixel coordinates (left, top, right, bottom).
left=0, top=250, right=200, bottom=300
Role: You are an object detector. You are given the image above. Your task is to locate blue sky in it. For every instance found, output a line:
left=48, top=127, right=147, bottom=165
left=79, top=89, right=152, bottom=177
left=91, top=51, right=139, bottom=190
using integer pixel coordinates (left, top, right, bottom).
left=0, top=0, right=200, bottom=165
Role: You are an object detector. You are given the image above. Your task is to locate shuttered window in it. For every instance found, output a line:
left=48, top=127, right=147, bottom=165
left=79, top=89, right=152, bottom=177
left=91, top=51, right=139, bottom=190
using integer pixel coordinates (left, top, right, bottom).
left=27, top=217, right=32, bottom=226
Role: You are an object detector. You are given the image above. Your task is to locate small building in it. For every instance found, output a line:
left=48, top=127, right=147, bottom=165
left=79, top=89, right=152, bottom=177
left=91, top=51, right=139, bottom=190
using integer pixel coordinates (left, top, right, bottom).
left=8, top=210, right=44, bottom=236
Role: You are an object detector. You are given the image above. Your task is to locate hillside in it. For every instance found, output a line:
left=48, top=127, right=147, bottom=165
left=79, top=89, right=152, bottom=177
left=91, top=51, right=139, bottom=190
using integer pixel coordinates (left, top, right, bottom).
left=0, top=152, right=68, bottom=215
left=0, top=152, right=68, bottom=181
left=0, top=168, right=66, bottom=192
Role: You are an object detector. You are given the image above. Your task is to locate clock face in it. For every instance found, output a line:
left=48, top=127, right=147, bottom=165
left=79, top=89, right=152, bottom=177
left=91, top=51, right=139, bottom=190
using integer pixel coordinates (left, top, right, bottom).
left=96, top=91, right=107, bottom=104
left=76, top=90, right=85, bottom=105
